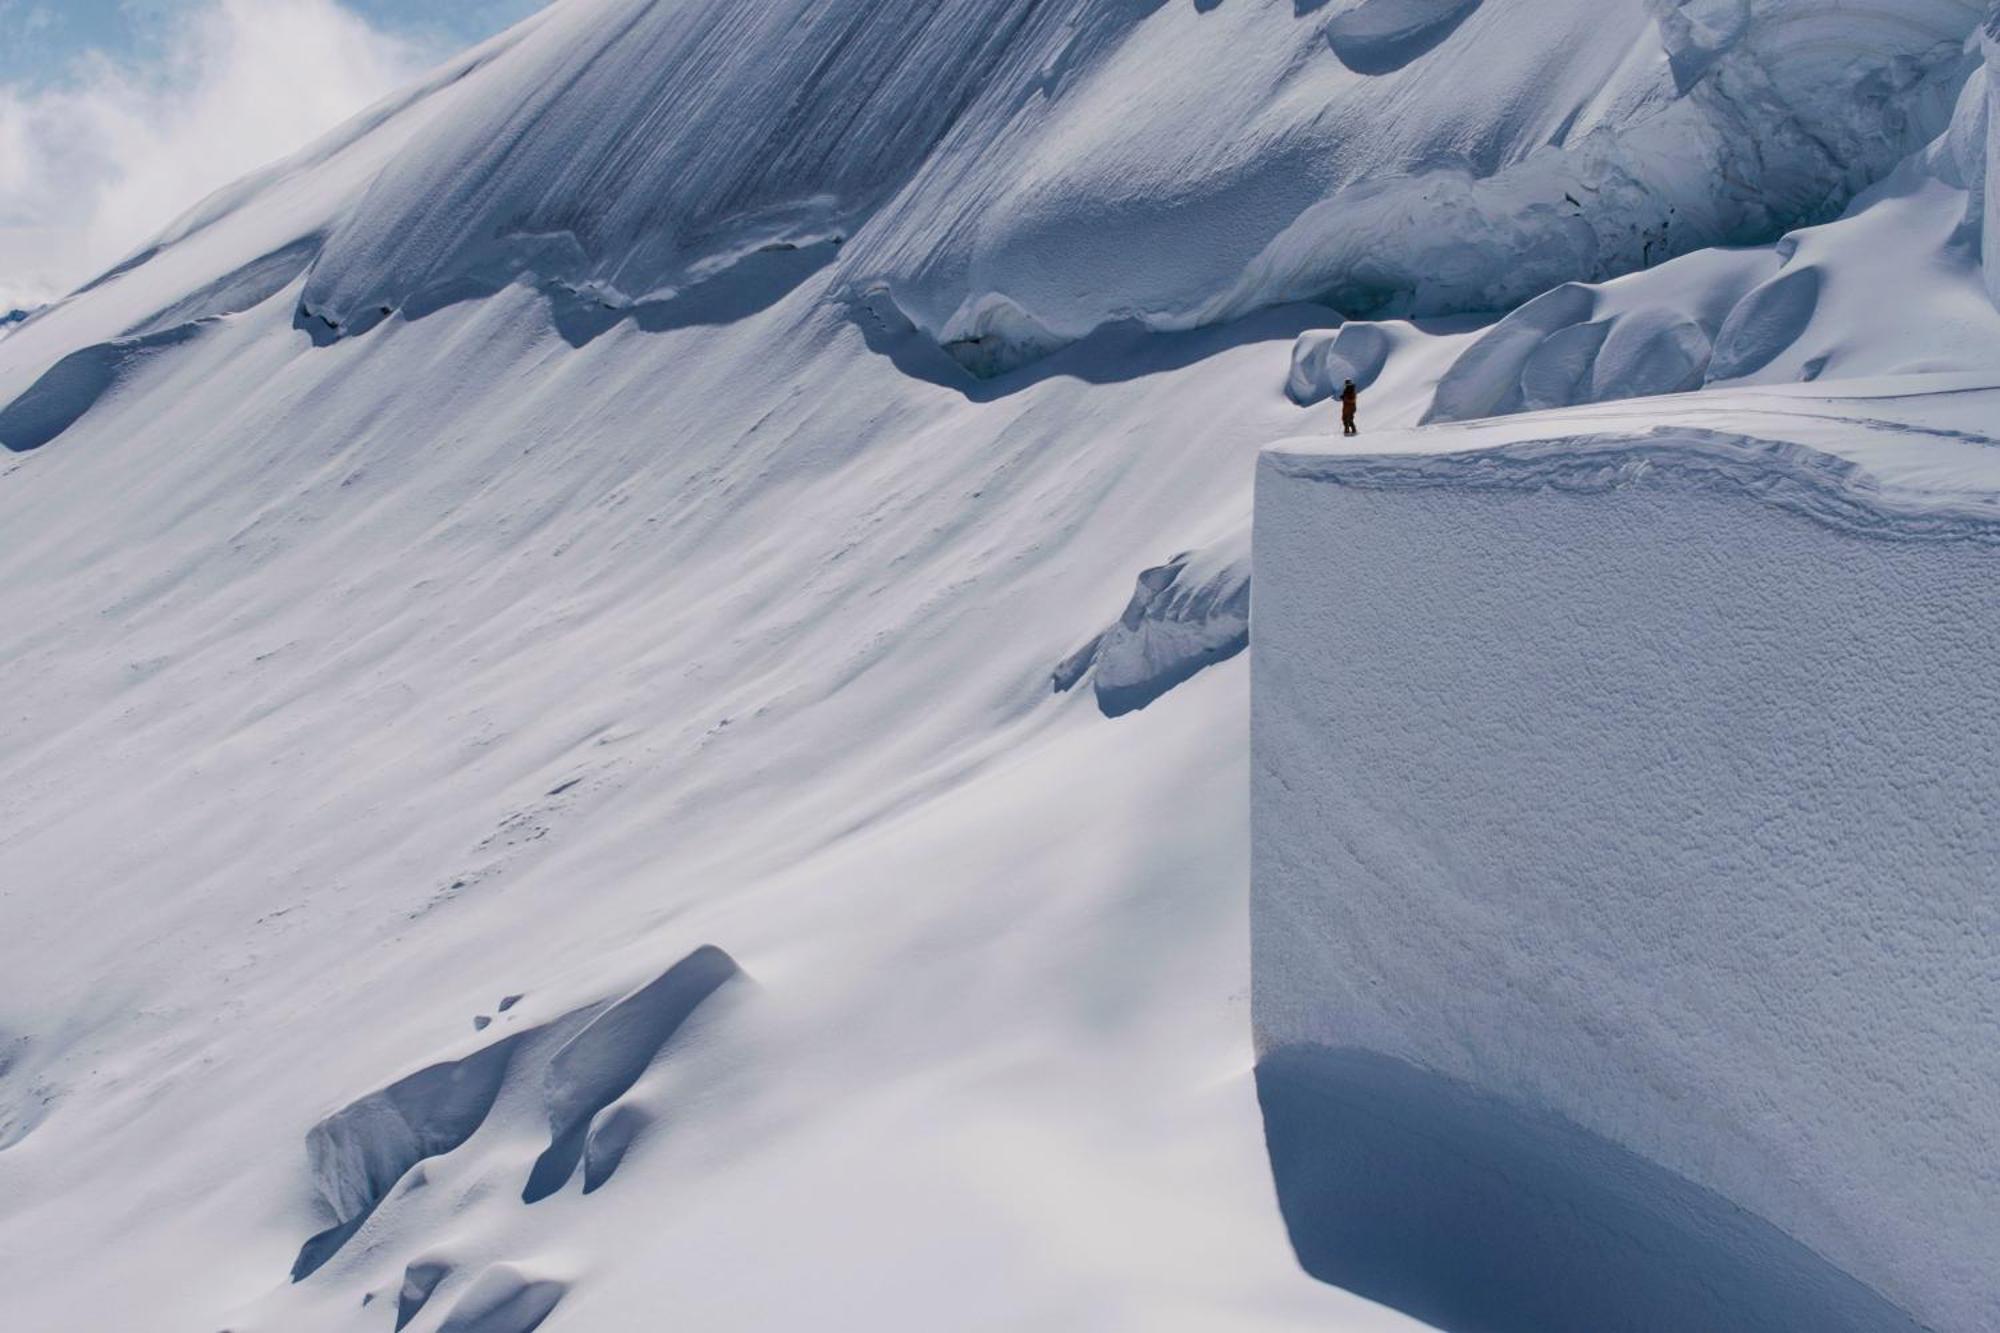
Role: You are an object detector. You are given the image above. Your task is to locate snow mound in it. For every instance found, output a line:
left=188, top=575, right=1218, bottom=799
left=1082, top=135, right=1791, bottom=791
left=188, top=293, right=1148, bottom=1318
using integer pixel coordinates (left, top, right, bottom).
left=297, top=1030, right=526, bottom=1279
left=432, top=1264, right=568, bottom=1333
left=294, top=947, right=739, bottom=1283
left=1286, top=322, right=1397, bottom=405
left=1254, top=382, right=2000, bottom=1332
left=523, top=944, right=740, bottom=1203
left=0, top=325, right=208, bottom=453
left=1055, top=533, right=1250, bottom=719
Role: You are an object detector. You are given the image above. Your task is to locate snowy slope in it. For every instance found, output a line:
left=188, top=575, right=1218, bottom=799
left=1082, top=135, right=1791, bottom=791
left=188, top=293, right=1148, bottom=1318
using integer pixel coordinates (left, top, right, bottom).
left=2, top=0, right=1998, bottom=1330
left=2, top=0, right=1989, bottom=395
left=0, top=278, right=1414, bottom=1330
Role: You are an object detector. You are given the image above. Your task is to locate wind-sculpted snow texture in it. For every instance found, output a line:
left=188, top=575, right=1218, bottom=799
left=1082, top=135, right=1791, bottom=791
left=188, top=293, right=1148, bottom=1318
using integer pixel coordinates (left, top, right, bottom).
left=1254, top=393, right=2000, bottom=1332
left=1, top=0, right=1986, bottom=389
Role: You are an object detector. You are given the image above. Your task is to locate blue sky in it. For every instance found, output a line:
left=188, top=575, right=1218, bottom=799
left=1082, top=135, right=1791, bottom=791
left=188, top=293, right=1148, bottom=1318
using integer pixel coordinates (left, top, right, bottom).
left=0, top=0, right=552, bottom=308
left=0, top=0, right=548, bottom=85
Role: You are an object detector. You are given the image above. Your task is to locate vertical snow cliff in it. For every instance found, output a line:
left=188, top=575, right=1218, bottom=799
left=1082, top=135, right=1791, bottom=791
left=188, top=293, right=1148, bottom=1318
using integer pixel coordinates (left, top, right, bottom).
left=1252, top=425, right=2000, bottom=1333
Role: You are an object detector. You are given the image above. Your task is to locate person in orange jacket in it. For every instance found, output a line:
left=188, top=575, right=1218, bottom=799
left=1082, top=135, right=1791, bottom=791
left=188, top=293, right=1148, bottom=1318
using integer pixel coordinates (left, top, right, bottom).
left=1340, top=379, right=1358, bottom=436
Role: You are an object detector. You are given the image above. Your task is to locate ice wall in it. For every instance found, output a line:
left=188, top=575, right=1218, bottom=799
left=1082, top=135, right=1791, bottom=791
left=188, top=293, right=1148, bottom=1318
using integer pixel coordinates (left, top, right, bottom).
left=1252, top=423, right=2000, bottom=1332
left=1986, top=13, right=2000, bottom=302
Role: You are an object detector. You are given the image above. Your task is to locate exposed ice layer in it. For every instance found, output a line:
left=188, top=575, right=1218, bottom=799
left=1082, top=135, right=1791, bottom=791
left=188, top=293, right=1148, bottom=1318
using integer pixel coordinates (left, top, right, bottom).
left=1162, top=0, right=1981, bottom=331
left=1254, top=418, right=2000, bottom=1331
left=1054, top=533, right=1250, bottom=719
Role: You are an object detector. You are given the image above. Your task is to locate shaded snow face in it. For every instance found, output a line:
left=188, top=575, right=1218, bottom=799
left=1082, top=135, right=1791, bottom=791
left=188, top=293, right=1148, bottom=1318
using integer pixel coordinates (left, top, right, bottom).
left=1053, top=533, right=1250, bottom=719
left=1257, top=1046, right=1926, bottom=1333
left=1985, top=25, right=2000, bottom=302
left=293, top=947, right=741, bottom=1285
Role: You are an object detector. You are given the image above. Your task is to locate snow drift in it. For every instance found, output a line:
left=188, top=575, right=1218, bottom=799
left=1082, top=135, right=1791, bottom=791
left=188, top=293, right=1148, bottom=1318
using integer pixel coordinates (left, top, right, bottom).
left=1253, top=386, right=2000, bottom=1332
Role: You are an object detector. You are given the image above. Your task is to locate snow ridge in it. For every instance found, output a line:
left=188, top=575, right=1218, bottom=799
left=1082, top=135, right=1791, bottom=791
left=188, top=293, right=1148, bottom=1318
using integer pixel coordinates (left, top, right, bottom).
left=1266, top=426, right=2000, bottom=542
left=24, top=0, right=1979, bottom=380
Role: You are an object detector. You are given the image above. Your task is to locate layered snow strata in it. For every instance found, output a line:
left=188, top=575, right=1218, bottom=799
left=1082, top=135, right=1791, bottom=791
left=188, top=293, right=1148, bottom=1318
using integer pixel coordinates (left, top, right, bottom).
left=1251, top=411, right=2000, bottom=1332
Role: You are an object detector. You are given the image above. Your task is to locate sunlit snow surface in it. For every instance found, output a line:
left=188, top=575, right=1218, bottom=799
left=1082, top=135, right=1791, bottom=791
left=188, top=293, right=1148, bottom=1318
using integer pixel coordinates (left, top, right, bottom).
left=1, top=1, right=1998, bottom=1331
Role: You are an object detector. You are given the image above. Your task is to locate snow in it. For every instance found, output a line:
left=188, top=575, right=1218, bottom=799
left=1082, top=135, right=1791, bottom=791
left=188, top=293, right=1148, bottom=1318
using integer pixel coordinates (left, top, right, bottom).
left=0, top=252, right=1403, bottom=1332
left=1985, top=19, right=2000, bottom=300
left=2, top=0, right=1998, bottom=1328
left=6, top=0, right=1986, bottom=390
left=1255, top=378, right=2000, bottom=1332
left=1053, top=528, right=1251, bottom=719
left=1410, top=163, right=2000, bottom=422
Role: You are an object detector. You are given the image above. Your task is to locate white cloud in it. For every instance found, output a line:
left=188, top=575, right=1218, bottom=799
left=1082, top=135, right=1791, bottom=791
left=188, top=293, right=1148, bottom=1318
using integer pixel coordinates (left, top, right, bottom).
left=0, top=0, right=432, bottom=310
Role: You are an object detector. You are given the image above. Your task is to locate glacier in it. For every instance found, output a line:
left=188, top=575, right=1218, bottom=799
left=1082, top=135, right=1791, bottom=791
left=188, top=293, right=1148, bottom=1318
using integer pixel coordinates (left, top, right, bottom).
left=3, top=0, right=1990, bottom=388
left=0, top=0, right=1997, bottom=1330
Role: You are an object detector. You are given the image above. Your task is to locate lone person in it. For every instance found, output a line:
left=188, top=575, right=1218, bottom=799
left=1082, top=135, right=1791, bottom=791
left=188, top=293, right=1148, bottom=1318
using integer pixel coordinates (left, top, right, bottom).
left=1340, top=378, right=1359, bottom=436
